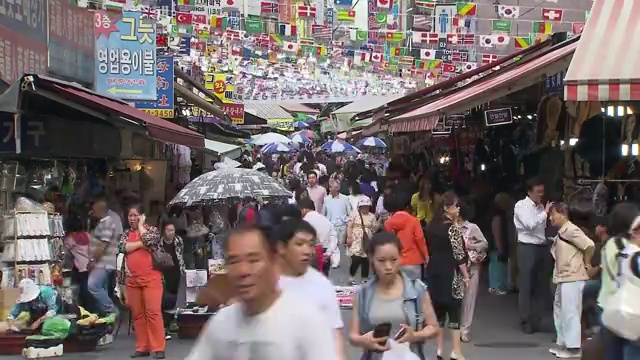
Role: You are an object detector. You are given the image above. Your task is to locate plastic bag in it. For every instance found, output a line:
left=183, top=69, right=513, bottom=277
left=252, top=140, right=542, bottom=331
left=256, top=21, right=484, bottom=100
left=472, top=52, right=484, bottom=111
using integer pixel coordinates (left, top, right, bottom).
left=40, top=317, right=71, bottom=339
left=381, top=340, right=422, bottom=360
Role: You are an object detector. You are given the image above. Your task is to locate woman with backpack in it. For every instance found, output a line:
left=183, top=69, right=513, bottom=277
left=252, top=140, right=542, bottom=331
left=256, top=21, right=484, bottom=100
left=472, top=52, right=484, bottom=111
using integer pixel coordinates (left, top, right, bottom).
left=348, top=232, right=439, bottom=360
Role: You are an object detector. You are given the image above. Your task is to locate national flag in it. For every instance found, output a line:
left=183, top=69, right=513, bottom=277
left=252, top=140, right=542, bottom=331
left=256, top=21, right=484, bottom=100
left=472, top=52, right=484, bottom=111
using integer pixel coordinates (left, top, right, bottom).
left=385, top=31, right=404, bottom=42
left=103, top=1, right=124, bottom=14
left=225, top=29, right=242, bottom=41
left=420, top=48, right=436, bottom=60
left=192, top=14, right=207, bottom=24
left=532, top=21, right=552, bottom=34
left=479, top=34, right=510, bottom=47
left=451, top=50, right=468, bottom=62
left=415, top=0, right=436, bottom=8
left=497, top=5, right=519, bottom=18
left=245, top=19, right=263, bottom=34
left=336, top=9, right=355, bottom=21
left=260, top=1, right=278, bottom=14
left=376, top=0, right=392, bottom=10
left=492, top=19, right=511, bottom=33
left=456, top=2, right=477, bottom=16
left=311, top=24, right=332, bottom=39
left=442, top=63, right=456, bottom=73
left=315, top=45, right=327, bottom=56
left=278, top=23, right=297, bottom=36
left=334, top=0, right=353, bottom=5
left=481, top=53, right=498, bottom=64
left=194, top=24, right=210, bottom=39
left=353, top=51, right=371, bottom=65
left=572, top=22, right=585, bottom=34
left=349, top=29, right=368, bottom=41
left=446, top=33, right=475, bottom=45
left=299, top=38, right=315, bottom=46
left=514, top=36, right=531, bottom=49
left=390, top=47, right=405, bottom=56
left=398, top=56, right=414, bottom=67
left=412, top=14, right=430, bottom=30
left=139, top=6, right=157, bottom=19
left=297, top=5, right=317, bottom=18
left=230, top=46, right=242, bottom=56
left=371, top=52, right=384, bottom=62
left=332, top=40, right=344, bottom=47
left=412, top=31, right=439, bottom=45
left=254, top=34, right=270, bottom=48
left=176, top=12, right=193, bottom=24
left=223, top=0, right=241, bottom=9
left=210, top=16, right=228, bottom=29
left=460, top=62, right=477, bottom=72
left=541, top=8, right=563, bottom=21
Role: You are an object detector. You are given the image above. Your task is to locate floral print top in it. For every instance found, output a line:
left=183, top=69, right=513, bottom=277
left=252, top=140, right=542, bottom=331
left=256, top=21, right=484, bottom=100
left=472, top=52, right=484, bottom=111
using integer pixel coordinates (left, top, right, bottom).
left=117, top=226, right=164, bottom=285
left=449, top=224, right=467, bottom=300
left=347, top=212, right=378, bottom=258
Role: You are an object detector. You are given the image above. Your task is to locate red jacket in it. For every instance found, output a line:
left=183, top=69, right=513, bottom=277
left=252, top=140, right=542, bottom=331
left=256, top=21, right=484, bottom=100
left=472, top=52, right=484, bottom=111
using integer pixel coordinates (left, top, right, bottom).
left=385, top=211, right=429, bottom=265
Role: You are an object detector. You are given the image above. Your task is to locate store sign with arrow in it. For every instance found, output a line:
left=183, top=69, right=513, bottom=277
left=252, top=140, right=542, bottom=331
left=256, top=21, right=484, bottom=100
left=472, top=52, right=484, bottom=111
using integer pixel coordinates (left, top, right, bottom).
left=134, top=56, right=175, bottom=118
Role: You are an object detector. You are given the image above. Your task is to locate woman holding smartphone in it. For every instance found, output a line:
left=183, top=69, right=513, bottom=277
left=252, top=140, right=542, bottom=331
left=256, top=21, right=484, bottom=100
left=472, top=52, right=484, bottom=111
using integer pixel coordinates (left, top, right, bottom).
left=349, top=232, right=439, bottom=360
left=119, top=204, right=166, bottom=359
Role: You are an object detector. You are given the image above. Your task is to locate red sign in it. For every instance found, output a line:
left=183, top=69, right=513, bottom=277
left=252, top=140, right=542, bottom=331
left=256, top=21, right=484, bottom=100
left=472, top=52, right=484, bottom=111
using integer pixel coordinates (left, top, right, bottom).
left=48, top=0, right=93, bottom=54
left=213, top=79, right=226, bottom=94
left=222, top=103, right=244, bottom=124
left=0, top=25, right=48, bottom=82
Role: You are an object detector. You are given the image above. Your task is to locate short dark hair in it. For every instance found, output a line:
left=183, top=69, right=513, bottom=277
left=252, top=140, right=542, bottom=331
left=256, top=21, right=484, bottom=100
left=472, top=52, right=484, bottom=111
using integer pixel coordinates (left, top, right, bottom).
left=271, top=219, right=317, bottom=246
left=224, top=224, right=275, bottom=253
left=384, top=191, right=411, bottom=213
left=367, top=231, right=402, bottom=255
left=91, top=193, right=108, bottom=205
left=608, top=202, right=640, bottom=236
left=297, top=197, right=315, bottom=211
left=458, top=200, right=475, bottom=222
left=307, top=170, right=318, bottom=178
left=525, top=177, right=544, bottom=192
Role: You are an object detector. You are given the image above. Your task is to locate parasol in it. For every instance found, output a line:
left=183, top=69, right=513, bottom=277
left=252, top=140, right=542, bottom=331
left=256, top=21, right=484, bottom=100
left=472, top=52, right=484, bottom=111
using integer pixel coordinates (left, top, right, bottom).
left=251, top=132, right=292, bottom=146
left=356, top=136, right=387, bottom=148
left=320, top=140, right=361, bottom=154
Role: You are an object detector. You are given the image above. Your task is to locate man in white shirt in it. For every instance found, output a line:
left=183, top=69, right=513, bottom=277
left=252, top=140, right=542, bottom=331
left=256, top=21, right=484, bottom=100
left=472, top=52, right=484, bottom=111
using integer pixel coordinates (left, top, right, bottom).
left=274, top=219, right=346, bottom=360
left=513, top=177, right=553, bottom=334
left=185, top=226, right=335, bottom=360
left=299, top=198, right=338, bottom=276
left=323, top=180, right=352, bottom=267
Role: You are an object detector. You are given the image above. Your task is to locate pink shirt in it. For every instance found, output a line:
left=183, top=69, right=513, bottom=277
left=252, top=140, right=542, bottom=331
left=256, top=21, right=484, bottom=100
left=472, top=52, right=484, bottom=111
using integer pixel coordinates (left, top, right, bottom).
left=306, top=185, right=327, bottom=212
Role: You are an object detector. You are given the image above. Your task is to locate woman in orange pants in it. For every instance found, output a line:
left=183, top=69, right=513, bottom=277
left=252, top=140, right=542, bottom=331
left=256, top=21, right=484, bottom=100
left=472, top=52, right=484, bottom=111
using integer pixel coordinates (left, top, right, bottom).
left=119, top=204, right=166, bottom=359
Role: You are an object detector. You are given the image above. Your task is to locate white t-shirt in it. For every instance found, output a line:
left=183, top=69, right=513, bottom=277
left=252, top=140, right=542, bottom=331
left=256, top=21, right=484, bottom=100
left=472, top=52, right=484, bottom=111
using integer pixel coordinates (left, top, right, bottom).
left=279, top=268, right=344, bottom=330
left=185, top=292, right=336, bottom=360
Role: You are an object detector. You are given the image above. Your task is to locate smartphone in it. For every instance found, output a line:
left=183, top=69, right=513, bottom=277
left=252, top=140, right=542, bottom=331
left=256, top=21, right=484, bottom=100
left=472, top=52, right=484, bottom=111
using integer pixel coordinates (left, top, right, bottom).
left=394, top=327, right=407, bottom=340
left=373, top=323, right=392, bottom=346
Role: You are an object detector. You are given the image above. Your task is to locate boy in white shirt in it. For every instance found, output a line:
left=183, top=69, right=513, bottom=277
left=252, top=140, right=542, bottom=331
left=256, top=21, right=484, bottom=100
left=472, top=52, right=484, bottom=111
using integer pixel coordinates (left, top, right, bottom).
left=185, top=226, right=335, bottom=360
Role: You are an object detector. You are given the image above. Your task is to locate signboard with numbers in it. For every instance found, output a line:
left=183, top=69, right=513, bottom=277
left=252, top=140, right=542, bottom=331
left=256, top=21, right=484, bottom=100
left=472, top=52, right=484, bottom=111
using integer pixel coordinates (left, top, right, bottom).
left=94, top=11, right=157, bottom=100
left=134, top=55, right=174, bottom=118
left=0, top=112, right=121, bottom=156
left=48, top=0, right=95, bottom=84
left=0, top=25, right=48, bottom=82
left=222, top=103, right=244, bottom=125
left=204, top=72, right=233, bottom=103
left=0, top=0, right=48, bottom=42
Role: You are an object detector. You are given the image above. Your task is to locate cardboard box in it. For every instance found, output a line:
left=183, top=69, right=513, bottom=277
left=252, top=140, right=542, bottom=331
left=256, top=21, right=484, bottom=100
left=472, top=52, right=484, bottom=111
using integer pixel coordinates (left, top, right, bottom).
left=0, top=288, right=20, bottom=319
left=195, top=274, right=232, bottom=309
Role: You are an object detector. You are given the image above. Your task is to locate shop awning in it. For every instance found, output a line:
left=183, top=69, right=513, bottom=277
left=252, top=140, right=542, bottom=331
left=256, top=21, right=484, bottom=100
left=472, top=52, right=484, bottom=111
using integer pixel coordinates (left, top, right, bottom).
left=51, top=84, right=205, bottom=148
left=278, top=102, right=319, bottom=115
left=204, top=139, right=242, bottom=159
left=332, top=95, right=404, bottom=115
left=175, top=67, right=224, bottom=107
left=564, top=0, right=640, bottom=101
left=174, top=82, right=230, bottom=121
left=390, top=40, right=578, bottom=132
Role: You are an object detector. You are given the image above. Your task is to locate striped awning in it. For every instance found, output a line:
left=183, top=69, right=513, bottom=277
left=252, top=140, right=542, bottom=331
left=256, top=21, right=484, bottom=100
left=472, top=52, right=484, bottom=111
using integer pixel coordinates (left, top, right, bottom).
left=391, top=41, right=577, bottom=126
left=564, top=0, right=640, bottom=101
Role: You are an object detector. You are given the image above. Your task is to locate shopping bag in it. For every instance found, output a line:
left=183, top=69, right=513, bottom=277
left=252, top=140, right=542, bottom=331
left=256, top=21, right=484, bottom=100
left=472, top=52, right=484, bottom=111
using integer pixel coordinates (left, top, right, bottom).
left=381, top=340, right=422, bottom=360
left=331, top=250, right=341, bottom=268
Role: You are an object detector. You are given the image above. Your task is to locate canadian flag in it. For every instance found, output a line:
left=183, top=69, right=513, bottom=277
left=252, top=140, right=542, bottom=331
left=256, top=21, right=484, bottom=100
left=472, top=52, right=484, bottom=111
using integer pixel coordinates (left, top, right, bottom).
left=481, top=53, right=498, bottom=64
left=376, top=0, right=392, bottom=9
left=298, top=5, right=317, bottom=18
left=419, top=49, right=436, bottom=60
left=412, top=31, right=439, bottom=45
left=541, top=8, right=563, bottom=21
left=192, top=14, right=207, bottom=24
left=371, top=52, right=384, bottom=62
left=176, top=12, right=193, bottom=24
left=353, top=51, right=371, bottom=65
left=282, top=41, right=298, bottom=52
left=479, top=34, right=510, bottom=47
left=497, top=5, right=519, bottom=18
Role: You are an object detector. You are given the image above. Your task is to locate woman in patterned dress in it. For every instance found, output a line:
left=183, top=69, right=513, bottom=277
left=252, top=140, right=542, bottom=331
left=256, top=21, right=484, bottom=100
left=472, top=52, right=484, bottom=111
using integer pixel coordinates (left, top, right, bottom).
left=423, top=191, right=470, bottom=360
left=346, top=197, right=378, bottom=285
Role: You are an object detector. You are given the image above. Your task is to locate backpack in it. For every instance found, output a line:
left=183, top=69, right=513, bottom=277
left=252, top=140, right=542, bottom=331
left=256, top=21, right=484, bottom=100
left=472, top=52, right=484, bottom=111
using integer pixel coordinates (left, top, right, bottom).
left=601, top=243, right=640, bottom=341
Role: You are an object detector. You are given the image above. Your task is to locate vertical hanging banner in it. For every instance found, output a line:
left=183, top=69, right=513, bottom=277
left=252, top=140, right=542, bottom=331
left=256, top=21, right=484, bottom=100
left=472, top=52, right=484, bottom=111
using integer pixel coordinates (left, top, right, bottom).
left=279, top=0, right=292, bottom=23
left=48, top=0, right=95, bottom=84
left=204, top=73, right=234, bottom=103
left=94, top=11, right=157, bottom=100
left=134, top=56, right=175, bottom=118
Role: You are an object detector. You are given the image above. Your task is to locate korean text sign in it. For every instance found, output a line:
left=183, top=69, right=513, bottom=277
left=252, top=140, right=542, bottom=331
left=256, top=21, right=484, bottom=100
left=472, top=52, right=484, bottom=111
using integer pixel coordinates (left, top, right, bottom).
left=0, top=25, right=48, bottom=82
left=48, top=0, right=95, bottom=84
left=222, top=103, right=244, bottom=125
left=134, top=56, right=174, bottom=118
left=0, top=0, right=48, bottom=42
left=94, top=11, right=157, bottom=100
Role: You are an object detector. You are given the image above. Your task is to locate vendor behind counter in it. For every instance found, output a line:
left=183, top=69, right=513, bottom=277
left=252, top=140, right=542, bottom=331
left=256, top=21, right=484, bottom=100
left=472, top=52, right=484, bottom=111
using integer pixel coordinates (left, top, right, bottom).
left=8, top=279, right=60, bottom=330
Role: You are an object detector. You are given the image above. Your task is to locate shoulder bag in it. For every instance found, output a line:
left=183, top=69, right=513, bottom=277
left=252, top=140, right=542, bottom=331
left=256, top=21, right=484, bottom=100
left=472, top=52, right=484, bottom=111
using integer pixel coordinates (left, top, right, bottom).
left=359, top=212, right=370, bottom=250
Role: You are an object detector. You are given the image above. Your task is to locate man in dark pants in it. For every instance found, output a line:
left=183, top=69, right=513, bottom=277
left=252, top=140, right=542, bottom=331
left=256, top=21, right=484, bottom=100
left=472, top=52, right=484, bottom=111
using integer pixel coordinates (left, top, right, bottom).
left=513, top=177, right=553, bottom=334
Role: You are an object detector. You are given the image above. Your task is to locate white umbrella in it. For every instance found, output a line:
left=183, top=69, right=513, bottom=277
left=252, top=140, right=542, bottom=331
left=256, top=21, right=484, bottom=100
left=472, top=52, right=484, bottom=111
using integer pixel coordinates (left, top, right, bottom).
left=214, top=157, right=241, bottom=170
left=261, top=142, right=292, bottom=154
left=252, top=132, right=292, bottom=146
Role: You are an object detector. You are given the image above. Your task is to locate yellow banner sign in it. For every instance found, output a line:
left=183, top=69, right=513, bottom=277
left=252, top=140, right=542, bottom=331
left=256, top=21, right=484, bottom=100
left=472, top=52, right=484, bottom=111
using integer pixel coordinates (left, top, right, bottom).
left=204, top=73, right=234, bottom=103
left=139, top=108, right=175, bottom=118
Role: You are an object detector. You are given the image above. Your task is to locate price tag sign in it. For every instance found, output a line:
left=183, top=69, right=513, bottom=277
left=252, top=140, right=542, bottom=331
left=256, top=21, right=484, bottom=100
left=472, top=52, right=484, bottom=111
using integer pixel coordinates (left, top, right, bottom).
left=213, top=79, right=226, bottom=94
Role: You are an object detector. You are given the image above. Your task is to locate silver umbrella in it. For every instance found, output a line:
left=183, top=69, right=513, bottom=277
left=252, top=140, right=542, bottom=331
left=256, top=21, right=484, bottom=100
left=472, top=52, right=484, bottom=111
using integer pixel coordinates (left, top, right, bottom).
left=169, top=168, right=292, bottom=207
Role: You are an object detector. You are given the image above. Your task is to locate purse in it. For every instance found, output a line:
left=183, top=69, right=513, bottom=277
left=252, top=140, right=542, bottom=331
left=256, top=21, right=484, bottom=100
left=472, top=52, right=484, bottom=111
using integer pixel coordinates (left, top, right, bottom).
left=152, top=250, right=174, bottom=271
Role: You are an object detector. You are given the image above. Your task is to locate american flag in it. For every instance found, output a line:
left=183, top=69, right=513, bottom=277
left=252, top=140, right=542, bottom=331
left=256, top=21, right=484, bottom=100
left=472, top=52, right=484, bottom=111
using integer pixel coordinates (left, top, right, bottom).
left=412, top=14, right=430, bottom=31
left=312, top=24, right=332, bottom=39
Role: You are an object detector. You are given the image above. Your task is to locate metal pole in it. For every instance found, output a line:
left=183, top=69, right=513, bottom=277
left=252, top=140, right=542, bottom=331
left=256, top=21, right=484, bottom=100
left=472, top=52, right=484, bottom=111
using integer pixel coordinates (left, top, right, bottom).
left=577, top=179, right=640, bottom=184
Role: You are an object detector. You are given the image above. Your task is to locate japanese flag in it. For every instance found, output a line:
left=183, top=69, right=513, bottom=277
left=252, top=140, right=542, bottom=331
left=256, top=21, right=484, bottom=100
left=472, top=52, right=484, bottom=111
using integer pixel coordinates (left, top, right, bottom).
left=420, top=49, right=436, bottom=60
left=222, top=0, right=242, bottom=9
left=371, top=52, right=384, bottom=62
left=376, top=0, right=391, bottom=9
left=282, top=41, right=298, bottom=52
left=497, top=5, right=519, bottom=18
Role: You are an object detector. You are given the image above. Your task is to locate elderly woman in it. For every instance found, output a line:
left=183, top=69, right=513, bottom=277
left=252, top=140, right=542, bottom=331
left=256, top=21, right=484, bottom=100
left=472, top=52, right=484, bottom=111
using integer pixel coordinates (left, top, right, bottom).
left=8, top=279, right=61, bottom=330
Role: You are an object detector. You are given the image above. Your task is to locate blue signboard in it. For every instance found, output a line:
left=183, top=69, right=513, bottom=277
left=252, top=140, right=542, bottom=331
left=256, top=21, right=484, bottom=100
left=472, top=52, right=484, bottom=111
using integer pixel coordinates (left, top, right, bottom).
left=94, top=11, right=157, bottom=100
left=0, top=0, right=48, bottom=42
left=545, top=70, right=566, bottom=95
left=134, top=56, right=174, bottom=118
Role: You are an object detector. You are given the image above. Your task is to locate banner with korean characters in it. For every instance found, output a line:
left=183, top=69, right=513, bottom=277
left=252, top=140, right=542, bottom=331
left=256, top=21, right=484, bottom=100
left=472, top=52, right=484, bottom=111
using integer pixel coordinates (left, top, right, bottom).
left=0, top=0, right=48, bottom=82
left=48, top=0, right=95, bottom=84
left=94, top=11, right=157, bottom=100
left=204, top=72, right=234, bottom=103
left=222, top=103, right=244, bottom=125
left=134, top=56, right=175, bottom=118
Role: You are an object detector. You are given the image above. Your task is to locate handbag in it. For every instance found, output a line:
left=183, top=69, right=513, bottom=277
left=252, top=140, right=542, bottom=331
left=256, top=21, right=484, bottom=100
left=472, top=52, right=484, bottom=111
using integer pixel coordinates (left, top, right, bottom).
left=359, top=212, right=370, bottom=250
left=152, top=250, right=175, bottom=271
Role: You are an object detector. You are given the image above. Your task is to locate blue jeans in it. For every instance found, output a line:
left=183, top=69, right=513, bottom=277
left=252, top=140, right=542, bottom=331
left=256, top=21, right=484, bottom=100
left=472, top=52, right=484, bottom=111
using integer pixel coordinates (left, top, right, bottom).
left=88, top=267, right=116, bottom=315
left=488, top=251, right=508, bottom=291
